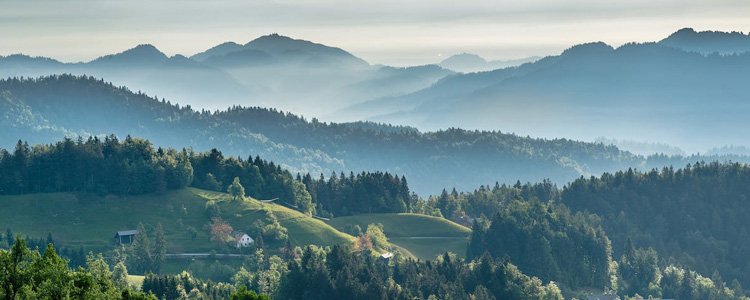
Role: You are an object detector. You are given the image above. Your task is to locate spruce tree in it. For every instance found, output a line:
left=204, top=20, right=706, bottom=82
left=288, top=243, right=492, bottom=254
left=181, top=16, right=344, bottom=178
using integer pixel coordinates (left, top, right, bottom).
left=132, top=222, right=152, bottom=273
left=153, top=223, right=167, bottom=273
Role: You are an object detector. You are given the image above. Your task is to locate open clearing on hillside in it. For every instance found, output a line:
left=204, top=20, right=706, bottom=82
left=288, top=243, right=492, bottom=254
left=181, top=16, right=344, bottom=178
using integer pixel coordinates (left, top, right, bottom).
left=126, top=275, right=145, bottom=289
left=0, top=188, right=354, bottom=253
left=326, top=213, right=471, bottom=260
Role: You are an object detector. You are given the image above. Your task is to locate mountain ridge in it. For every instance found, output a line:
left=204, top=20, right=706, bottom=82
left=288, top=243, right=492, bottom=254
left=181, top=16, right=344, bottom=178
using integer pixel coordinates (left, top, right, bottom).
left=659, top=27, right=750, bottom=54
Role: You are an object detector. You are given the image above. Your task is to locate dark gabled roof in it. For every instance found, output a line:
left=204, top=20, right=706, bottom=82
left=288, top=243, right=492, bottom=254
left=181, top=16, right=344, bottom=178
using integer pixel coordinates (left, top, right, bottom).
left=116, top=230, right=138, bottom=236
left=231, top=231, right=248, bottom=238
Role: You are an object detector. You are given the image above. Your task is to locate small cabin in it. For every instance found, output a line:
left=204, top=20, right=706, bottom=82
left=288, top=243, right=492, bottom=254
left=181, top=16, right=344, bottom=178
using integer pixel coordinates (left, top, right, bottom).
left=232, top=231, right=254, bottom=248
left=115, top=230, right=137, bottom=244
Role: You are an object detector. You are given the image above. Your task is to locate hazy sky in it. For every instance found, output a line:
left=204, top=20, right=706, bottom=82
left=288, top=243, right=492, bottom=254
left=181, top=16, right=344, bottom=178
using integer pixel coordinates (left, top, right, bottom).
left=2, top=0, right=749, bottom=66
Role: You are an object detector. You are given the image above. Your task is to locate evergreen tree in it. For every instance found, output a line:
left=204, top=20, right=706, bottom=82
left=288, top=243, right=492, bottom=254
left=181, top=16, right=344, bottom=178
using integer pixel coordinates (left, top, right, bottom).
left=131, top=223, right=152, bottom=273
left=153, top=223, right=167, bottom=273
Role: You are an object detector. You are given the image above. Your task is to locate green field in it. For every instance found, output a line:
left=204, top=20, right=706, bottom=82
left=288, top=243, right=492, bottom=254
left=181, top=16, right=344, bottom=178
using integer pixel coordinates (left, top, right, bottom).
left=126, top=275, right=145, bottom=290
left=326, top=213, right=471, bottom=260
left=0, top=188, right=468, bottom=263
left=0, top=188, right=354, bottom=253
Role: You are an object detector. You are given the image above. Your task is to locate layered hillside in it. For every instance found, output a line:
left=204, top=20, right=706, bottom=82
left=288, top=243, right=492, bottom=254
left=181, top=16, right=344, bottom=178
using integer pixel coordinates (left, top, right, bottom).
left=0, top=75, right=665, bottom=195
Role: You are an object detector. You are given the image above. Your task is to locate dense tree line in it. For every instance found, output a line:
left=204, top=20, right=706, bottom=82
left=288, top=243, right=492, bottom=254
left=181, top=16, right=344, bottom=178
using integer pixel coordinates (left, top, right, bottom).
left=560, top=162, right=750, bottom=290
left=301, top=171, right=411, bottom=217
left=0, top=229, right=88, bottom=269
left=0, top=136, right=414, bottom=217
left=467, top=199, right=612, bottom=291
left=0, top=237, right=270, bottom=300
left=0, top=136, right=192, bottom=195
left=439, top=163, right=750, bottom=298
left=142, top=272, right=236, bottom=300
left=277, top=245, right=564, bottom=300
left=613, top=242, right=749, bottom=300
left=0, top=137, right=316, bottom=214
left=0, top=237, right=156, bottom=299
left=189, top=148, right=314, bottom=215
left=429, top=180, right=559, bottom=221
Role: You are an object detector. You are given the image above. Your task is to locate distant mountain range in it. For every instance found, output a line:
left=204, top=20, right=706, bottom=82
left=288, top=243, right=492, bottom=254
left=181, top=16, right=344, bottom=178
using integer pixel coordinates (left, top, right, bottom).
left=2, top=28, right=750, bottom=153
left=0, top=34, right=454, bottom=116
left=336, top=28, right=750, bottom=152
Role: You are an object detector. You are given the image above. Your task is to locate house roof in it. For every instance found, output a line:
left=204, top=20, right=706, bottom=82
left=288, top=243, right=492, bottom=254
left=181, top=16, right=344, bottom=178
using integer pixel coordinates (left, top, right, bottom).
left=231, top=231, right=249, bottom=238
left=116, top=230, right=138, bottom=236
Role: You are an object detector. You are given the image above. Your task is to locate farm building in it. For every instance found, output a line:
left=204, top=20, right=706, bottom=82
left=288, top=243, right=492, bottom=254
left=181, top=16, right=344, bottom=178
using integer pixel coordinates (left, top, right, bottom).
left=115, top=230, right=137, bottom=244
left=232, top=231, right=254, bottom=248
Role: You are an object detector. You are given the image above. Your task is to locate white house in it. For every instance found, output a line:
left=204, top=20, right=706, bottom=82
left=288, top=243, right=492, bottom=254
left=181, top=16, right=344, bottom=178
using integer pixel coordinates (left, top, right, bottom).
left=231, top=231, right=254, bottom=248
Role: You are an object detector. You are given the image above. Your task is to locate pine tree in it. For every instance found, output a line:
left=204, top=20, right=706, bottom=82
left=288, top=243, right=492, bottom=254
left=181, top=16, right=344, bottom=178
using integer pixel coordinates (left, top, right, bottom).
left=132, top=222, right=152, bottom=273
left=153, top=223, right=167, bottom=273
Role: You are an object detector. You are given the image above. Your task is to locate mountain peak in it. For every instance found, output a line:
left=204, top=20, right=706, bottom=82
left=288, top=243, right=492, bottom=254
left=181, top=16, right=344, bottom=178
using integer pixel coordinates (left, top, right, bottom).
left=245, top=33, right=320, bottom=51
left=92, top=44, right=168, bottom=64
left=123, top=44, right=166, bottom=58
left=671, top=27, right=697, bottom=36
left=245, top=34, right=370, bottom=68
left=561, top=42, right=614, bottom=57
left=190, top=42, right=244, bottom=61
left=439, top=53, right=489, bottom=72
left=441, top=53, right=488, bottom=64
left=659, top=28, right=750, bottom=54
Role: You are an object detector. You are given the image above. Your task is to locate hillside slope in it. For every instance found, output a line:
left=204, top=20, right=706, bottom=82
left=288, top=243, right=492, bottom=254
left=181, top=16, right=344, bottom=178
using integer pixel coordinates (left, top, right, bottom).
left=0, top=188, right=354, bottom=253
left=327, top=213, right=471, bottom=259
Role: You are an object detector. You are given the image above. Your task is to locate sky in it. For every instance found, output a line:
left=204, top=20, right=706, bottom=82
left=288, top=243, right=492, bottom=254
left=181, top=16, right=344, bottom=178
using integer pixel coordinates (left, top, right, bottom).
left=1, top=0, right=750, bottom=66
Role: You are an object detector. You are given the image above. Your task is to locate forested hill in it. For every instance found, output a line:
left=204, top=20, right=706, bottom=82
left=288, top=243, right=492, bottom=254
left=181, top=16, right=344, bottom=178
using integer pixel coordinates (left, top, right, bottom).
left=561, top=162, right=750, bottom=291
left=2, top=75, right=747, bottom=195
left=0, top=75, right=626, bottom=194
left=434, top=162, right=750, bottom=298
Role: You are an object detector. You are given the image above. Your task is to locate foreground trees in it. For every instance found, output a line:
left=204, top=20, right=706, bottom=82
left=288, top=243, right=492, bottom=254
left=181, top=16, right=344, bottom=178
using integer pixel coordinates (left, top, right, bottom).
left=278, top=245, right=563, bottom=300
left=301, top=171, right=411, bottom=217
left=467, top=199, right=612, bottom=290
left=0, top=237, right=156, bottom=299
left=561, top=162, right=750, bottom=291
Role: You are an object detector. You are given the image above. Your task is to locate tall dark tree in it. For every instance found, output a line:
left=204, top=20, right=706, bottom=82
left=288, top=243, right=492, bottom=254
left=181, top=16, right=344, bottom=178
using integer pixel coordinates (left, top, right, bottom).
left=131, top=223, right=152, bottom=274
left=153, top=223, right=167, bottom=273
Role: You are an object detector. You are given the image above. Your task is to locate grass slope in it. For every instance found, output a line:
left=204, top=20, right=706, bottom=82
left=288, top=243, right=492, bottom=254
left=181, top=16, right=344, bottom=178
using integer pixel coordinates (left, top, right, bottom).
left=326, top=213, right=471, bottom=260
left=0, top=188, right=354, bottom=253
